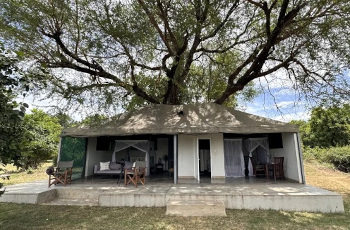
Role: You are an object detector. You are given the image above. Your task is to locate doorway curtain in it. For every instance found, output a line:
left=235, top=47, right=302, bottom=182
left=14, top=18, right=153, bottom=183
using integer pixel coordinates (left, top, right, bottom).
left=224, top=139, right=245, bottom=177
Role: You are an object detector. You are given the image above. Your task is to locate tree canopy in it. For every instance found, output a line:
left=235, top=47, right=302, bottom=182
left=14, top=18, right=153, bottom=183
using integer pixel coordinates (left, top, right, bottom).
left=0, top=42, right=29, bottom=166
left=19, top=109, right=62, bottom=169
left=292, top=104, right=350, bottom=148
left=1, top=0, right=350, bottom=110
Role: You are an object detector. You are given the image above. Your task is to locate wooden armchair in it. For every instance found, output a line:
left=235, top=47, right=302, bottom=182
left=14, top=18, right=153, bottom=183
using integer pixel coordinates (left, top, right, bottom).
left=250, top=157, right=265, bottom=177
left=48, top=161, right=74, bottom=187
left=273, top=157, right=284, bottom=180
left=124, top=161, right=146, bottom=188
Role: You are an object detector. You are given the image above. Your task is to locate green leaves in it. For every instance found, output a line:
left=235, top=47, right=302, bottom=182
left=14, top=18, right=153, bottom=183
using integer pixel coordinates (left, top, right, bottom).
left=292, top=104, right=350, bottom=148
left=1, top=1, right=350, bottom=110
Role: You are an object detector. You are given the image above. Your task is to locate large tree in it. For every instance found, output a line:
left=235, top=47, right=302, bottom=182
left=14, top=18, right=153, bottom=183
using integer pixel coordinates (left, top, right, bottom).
left=0, top=42, right=28, bottom=167
left=1, top=0, right=350, bottom=110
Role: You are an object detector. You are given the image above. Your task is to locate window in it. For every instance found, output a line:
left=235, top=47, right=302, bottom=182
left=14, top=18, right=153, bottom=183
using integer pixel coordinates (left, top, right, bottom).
left=96, top=136, right=111, bottom=151
left=268, top=133, right=283, bottom=149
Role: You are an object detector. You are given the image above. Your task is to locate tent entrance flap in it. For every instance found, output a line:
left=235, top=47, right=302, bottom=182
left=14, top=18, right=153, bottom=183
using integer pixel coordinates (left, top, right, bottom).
left=224, top=139, right=245, bottom=177
left=59, top=137, right=87, bottom=180
left=112, top=140, right=151, bottom=176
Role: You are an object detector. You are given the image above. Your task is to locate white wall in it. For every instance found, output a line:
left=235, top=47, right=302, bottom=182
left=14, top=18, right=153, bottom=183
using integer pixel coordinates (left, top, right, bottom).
left=270, top=133, right=303, bottom=183
left=84, top=137, right=114, bottom=177
left=178, top=133, right=225, bottom=179
left=178, top=135, right=195, bottom=178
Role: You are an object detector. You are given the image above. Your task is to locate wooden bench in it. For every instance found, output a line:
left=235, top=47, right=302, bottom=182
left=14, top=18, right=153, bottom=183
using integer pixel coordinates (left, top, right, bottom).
left=0, top=174, right=10, bottom=180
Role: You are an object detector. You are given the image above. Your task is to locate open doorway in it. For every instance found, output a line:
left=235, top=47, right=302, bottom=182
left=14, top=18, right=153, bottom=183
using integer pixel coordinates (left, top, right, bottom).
left=198, top=139, right=211, bottom=181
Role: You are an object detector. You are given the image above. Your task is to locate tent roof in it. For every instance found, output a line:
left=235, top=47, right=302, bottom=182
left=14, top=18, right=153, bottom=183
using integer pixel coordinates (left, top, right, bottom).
left=61, top=103, right=299, bottom=137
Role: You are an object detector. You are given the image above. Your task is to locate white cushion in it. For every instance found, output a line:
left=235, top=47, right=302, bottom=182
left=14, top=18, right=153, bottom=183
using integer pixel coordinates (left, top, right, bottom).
left=100, top=161, right=110, bottom=171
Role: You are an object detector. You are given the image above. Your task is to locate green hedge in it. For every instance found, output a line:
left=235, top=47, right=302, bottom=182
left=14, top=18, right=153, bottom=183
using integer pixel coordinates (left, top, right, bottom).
left=303, top=146, right=350, bottom=173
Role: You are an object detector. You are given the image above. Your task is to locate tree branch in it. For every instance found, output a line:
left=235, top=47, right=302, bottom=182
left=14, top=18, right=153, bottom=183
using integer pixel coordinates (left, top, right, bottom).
left=215, top=0, right=306, bottom=104
left=156, top=0, right=179, bottom=50
left=137, top=0, right=174, bottom=54
left=201, top=1, right=239, bottom=41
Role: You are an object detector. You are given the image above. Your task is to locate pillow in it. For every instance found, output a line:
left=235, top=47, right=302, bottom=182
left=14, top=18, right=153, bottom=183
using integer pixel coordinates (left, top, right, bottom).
left=100, top=161, right=110, bottom=171
left=124, top=161, right=133, bottom=169
left=109, top=162, right=121, bottom=170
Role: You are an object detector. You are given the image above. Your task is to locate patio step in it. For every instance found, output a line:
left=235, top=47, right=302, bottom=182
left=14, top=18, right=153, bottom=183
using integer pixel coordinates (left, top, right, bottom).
left=42, top=197, right=98, bottom=206
left=55, top=188, right=101, bottom=200
left=41, top=188, right=100, bottom=206
left=166, top=199, right=226, bottom=216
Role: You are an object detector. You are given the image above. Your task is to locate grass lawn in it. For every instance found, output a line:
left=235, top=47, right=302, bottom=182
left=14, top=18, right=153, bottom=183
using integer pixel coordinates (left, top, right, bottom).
left=0, top=161, right=350, bottom=230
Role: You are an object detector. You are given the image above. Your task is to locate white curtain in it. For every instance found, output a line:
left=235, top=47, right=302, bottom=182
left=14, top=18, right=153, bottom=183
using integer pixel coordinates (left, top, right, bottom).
left=244, top=138, right=269, bottom=176
left=199, top=150, right=210, bottom=172
left=112, top=140, right=150, bottom=176
left=224, top=139, right=245, bottom=177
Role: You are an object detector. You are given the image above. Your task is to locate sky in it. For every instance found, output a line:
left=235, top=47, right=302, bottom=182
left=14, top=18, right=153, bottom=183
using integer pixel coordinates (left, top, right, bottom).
left=243, top=92, right=310, bottom=122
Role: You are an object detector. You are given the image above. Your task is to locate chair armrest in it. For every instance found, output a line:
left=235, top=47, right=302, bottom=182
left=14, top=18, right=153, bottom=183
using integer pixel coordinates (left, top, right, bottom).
left=93, top=165, right=98, bottom=174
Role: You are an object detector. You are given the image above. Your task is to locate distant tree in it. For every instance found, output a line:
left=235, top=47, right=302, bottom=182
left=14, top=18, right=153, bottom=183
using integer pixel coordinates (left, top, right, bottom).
left=290, top=119, right=312, bottom=147
left=1, top=1, right=350, bottom=111
left=53, top=111, right=75, bottom=128
left=79, top=114, right=108, bottom=126
left=293, top=105, right=350, bottom=148
left=18, top=109, right=62, bottom=169
left=308, top=105, right=350, bottom=148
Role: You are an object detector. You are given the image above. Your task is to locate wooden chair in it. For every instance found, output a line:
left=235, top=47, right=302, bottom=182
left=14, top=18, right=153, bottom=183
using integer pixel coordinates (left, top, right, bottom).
left=273, top=157, right=284, bottom=180
left=250, top=157, right=265, bottom=177
left=124, top=161, right=147, bottom=188
left=124, top=167, right=146, bottom=188
left=48, top=161, right=74, bottom=187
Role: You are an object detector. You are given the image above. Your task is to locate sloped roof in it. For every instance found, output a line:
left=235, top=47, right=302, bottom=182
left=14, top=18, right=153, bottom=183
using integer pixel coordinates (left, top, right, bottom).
left=61, top=103, right=299, bottom=137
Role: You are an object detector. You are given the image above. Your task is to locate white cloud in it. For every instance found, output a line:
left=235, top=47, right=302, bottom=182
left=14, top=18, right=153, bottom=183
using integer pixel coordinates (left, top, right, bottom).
left=275, top=101, right=298, bottom=109
left=273, top=111, right=310, bottom=122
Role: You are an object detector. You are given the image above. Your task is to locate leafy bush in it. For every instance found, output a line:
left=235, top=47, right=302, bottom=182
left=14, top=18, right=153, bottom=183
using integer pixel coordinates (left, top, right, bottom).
left=303, top=146, right=350, bottom=173
left=302, top=146, right=325, bottom=161
left=324, top=146, right=350, bottom=173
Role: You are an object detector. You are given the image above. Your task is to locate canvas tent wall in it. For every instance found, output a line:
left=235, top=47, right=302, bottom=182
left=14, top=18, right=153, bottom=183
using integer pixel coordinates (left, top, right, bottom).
left=57, top=137, right=87, bottom=180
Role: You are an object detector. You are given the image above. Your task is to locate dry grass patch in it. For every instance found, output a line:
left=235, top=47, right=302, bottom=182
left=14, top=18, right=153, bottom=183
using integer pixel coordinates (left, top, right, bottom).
left=304, top=160, right=350, bottom=194
left=1, top=162, right=52, bottom=186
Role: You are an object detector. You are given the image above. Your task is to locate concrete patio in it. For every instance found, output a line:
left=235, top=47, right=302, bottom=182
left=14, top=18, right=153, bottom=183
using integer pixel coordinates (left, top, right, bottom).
left=0, top=176, right=344, bottom=213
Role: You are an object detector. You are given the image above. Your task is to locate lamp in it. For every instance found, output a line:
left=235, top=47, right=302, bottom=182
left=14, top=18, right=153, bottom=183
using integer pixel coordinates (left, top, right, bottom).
left=177, top=110, right=184, bottom=116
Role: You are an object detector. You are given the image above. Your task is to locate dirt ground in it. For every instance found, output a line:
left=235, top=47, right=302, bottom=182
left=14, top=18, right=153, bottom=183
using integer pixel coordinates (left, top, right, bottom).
left=304, top=161, right=350, bottom=194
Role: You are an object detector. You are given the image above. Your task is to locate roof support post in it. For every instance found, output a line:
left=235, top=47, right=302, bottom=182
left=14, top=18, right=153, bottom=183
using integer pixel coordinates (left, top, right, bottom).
left=295, top=132, right=306, bottom=184
left=173, top=134, right=178, bottom=184
left=57, top=137, right=62, bottom=164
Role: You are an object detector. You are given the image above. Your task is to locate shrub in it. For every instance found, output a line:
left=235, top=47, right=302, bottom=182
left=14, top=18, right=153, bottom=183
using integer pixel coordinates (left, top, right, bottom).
left=302, top=146, right=327, bottom=162
left=324, top=146, right=350, bottom=173
left=303, top=145, right=350, bottom=173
